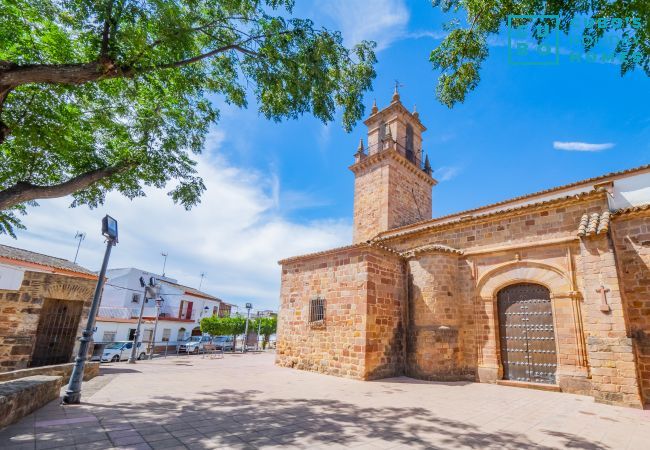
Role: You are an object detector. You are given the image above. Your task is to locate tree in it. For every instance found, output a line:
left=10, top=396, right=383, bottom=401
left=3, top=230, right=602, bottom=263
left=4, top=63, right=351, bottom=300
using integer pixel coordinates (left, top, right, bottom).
left=200, top=315, right=229, bottom=336
left=0, top=0, right=376, bottom=236
left=252, top=316, right=277, bottom=349
left=429, top=1, right=648, bottom=108
left=200, top=315, right=246, bottom=351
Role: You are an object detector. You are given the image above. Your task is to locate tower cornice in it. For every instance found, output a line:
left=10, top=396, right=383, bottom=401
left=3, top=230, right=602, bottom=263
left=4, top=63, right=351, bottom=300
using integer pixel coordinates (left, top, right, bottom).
left=349, top=146, right=437, bottom=186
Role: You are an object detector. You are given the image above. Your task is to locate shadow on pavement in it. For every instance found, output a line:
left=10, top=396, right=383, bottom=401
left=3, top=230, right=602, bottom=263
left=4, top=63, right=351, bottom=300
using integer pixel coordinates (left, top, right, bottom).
left=76, top=388, right=610, bottom=449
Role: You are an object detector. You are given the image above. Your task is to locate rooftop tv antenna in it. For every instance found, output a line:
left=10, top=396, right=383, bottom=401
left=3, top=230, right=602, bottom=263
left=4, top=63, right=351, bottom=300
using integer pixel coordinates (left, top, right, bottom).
left=161, top=252, right=168, bottom=277
left=73, top=231, right=85, bottom=264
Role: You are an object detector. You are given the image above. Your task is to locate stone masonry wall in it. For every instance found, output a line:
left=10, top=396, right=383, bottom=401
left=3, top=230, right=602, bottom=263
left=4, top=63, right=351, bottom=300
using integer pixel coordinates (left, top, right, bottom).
left=352, top=151, right=433, bottom=244
left=276, top=247, right=405, bottom=380
left=0, top=271, right=95, bottom=372
left=407, top=252, right=473, bottom=380
left=387, top=157, right=432, bottom=230
left=353, top=161, right=389, bottom=243
left=577, top=236, right=643, bottom=408
left=364, top=253, right=405, bottom=379
left=611, top=212, right=650, bottom=405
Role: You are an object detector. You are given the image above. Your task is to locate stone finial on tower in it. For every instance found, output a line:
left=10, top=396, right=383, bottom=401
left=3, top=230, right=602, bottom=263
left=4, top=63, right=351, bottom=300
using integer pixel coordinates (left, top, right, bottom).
left=413, top=104, right=419, bottom=120
left=371, top=99, right=378, bottom=115
left=424, top=154, right=432, bottom=176
left=392, top=81, right=400, bottom=103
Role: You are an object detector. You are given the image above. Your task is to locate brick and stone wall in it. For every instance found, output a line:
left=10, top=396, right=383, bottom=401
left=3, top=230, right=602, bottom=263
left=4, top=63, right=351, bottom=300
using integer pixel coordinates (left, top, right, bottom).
left=0, top=271, right=95, bottom=372
left=0, top=375, right=60, bottom=429
left=364, top=253, right=404, bottom=379
left=0, top=361, right=100, bottom=384
left=406, top=251, right=474, bottom=380
left=276, top=246, right=404, bottom=379
left=351, top=152, right=434, bottom=243
left=611, top=211, right=650, bottom=405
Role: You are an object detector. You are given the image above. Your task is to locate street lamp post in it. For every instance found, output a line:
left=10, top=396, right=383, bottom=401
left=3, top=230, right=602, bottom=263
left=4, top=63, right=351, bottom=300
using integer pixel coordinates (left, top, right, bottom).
left=257, top=312, right=262, bottom=351
left=129, top=277, right=158, bottom=364
left=242, top=303, right=252, bottom=353
left=148, top=298, right=164, bottom=360
left=63, top=215, right=118, bottom=404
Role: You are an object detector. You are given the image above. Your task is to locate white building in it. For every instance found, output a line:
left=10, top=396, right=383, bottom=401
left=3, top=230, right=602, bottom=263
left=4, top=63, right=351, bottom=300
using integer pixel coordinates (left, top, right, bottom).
left=93, top=268, right=234, bottom=346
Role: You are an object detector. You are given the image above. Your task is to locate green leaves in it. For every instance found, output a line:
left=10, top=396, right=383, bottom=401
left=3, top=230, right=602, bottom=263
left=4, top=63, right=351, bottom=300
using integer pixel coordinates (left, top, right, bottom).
left=429, top=0, right=649, bottom=108
left=200, top=315, right=247, bottom=337
left=0, top=0, right=376, bottom=235
left=430, top=28, right=487, bottom=108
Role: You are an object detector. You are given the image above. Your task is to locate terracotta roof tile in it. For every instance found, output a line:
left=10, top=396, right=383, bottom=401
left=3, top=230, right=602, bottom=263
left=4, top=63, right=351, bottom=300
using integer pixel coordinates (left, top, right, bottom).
left=402, top=244, right=463, bottom=258
left=577, top=211, right=611, bottom=237
left=613, top=203, right=650, bottom=216
left=0, top=244, right=95, bottom=276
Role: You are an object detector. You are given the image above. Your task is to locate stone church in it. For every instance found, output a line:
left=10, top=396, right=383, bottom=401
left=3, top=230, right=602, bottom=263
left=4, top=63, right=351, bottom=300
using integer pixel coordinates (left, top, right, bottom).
left=276, top=91, right=650, bottom=409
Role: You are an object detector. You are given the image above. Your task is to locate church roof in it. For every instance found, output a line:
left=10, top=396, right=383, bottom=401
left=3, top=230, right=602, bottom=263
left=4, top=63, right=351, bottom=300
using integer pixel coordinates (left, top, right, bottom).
left=374, top=163, right=650, bottom=242
left=278, top=241, right=400, bottom=265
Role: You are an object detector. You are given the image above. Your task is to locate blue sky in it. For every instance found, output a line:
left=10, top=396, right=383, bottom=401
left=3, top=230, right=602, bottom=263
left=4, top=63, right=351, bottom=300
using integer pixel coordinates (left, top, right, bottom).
left=2, top=0, right=649, bottom=311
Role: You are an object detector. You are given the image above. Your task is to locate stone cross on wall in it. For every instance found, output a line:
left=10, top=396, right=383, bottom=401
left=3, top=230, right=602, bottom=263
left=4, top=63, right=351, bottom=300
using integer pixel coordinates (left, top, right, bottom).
left=596, top=285, right=611, bottom=312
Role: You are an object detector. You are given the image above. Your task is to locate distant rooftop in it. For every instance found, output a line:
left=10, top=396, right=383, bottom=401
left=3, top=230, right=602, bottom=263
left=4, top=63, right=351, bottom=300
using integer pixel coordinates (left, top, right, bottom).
left=0, top=244, right=96, bottom=277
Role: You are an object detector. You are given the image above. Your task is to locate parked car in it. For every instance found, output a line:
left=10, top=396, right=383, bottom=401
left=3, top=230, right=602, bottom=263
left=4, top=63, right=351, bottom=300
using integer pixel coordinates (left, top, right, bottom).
left=212, top=335, right=234, bottom=351
left=101, top=341, right=145, bottom=362
left=178, top=335, right=211, bottom=353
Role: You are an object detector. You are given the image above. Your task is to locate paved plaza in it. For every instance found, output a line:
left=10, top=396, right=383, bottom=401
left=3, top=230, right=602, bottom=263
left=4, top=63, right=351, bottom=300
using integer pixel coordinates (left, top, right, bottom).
left=1, top=352, right=650, bottom=449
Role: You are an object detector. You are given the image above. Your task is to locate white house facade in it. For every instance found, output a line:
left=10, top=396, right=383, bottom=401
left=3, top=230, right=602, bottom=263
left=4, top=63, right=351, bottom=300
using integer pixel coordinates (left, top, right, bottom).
left=93, top=268, right=234, bottom=347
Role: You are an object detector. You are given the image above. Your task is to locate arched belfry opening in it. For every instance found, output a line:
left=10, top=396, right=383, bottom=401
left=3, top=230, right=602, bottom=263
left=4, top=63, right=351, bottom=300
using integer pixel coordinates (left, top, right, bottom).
left=497, top=283, right=557, bottom=385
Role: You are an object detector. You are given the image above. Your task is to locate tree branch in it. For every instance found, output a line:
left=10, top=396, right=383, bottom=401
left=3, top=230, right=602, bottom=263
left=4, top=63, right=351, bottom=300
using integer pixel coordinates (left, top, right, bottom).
left=100, top=0, right=115, bottom=61
left=0, top=38, right=266, bottom=89
left=0, top=162, right=135, bottom=210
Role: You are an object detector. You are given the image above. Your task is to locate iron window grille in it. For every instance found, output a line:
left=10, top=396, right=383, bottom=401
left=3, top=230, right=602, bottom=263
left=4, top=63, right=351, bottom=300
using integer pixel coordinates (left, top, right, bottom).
left=131, top=293, right=141, bottom=303
left=309, top=297, right=326, bottom=324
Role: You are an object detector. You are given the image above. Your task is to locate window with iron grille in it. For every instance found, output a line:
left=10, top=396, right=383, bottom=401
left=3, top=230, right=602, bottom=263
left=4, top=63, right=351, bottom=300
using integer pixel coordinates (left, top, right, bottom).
left=131, top=293, right=141, bottom=303
left=309, top=297, right=325, bottom=323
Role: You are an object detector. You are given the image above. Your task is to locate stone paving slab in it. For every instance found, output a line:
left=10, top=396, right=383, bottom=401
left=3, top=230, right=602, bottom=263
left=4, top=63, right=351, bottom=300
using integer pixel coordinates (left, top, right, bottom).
left=1, top=352, right=649, bottom=449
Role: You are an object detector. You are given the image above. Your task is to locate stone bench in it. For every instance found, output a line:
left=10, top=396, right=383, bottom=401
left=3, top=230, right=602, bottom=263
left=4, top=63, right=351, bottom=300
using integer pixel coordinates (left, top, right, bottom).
left=0, top=375, right=61, bottom=429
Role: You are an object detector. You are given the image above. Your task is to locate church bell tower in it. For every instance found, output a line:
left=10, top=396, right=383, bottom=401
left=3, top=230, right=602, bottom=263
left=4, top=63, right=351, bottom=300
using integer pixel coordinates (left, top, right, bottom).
left=350, top=88, right=436, bottom=243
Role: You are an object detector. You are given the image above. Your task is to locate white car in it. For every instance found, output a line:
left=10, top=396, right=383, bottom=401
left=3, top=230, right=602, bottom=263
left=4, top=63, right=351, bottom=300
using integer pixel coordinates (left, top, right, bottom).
left=101, top=341, right=146, bottom=362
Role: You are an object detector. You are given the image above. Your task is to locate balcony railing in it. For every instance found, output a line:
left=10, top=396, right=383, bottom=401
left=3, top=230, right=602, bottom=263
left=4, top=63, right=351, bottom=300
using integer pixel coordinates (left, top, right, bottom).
left=359, top=137, right=423, bottom=169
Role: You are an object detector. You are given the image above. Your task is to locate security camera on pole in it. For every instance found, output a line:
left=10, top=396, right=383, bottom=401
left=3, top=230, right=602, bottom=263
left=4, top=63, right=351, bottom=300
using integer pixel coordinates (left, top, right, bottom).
left=128, top=276, right=159, bottom=364
left=242, top=303, right=252, bottom=353
left=63, top=215, right=118, bottom=404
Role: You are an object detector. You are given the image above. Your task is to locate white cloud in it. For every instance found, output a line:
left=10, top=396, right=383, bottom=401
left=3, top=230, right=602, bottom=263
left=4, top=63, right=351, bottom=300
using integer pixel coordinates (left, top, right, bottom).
left=406, top=30, right=448, bottom=41
left=434, top=166, right=461, bottom=182
left=553, top=141, right=615, bottom=152
left=315, top=0, right=410, bottom=51
left=1, top=131, right=351, bottom=311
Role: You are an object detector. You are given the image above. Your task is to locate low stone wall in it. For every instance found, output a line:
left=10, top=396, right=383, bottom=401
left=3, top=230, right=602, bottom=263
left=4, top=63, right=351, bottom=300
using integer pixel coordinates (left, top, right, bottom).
left=0, top=375, right=60, bottom=429
left=0, top=361, right=100, bottom=386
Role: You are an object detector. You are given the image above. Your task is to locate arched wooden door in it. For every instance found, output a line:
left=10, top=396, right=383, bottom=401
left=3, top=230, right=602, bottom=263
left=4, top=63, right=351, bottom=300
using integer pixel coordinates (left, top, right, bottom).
left=498, top=283, right=557, bottom=384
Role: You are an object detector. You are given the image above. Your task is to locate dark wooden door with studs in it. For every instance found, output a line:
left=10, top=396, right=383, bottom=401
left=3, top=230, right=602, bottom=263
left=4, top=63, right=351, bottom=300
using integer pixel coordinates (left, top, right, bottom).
left=498, top=283, right=557, bottom=385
